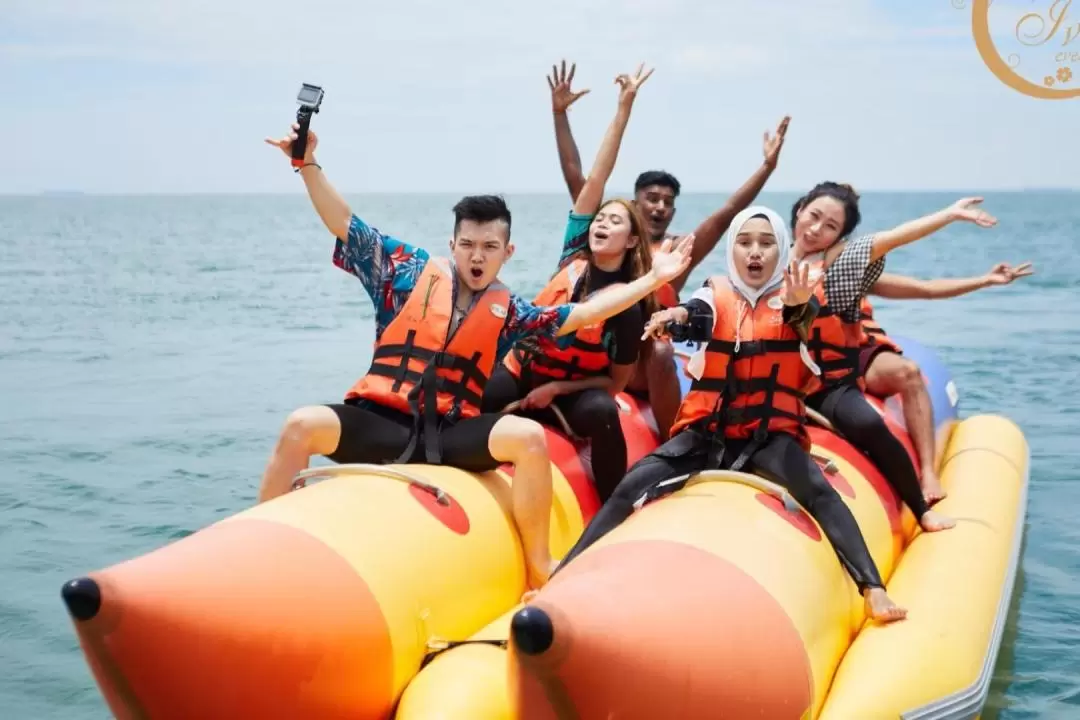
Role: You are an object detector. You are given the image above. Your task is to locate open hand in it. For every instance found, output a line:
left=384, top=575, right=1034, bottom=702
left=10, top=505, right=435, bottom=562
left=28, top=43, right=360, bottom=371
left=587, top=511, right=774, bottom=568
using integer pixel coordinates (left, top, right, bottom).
left=781, top=261, right=819, bottom=306
left=985, top=261, right=1033, bottom=285
left=615, top=63, right=655, bottom=106
left=264, top=122, right=318, bottom=163
left=650, top=233, right=695, bottom=283
left=641, top=306, right=689, bottom=341
left=763, top=116, right=791, bottom=169
left=548, top=59, right=589, bottom=113
left=521, top=382, right=561, bottom=410
left=948, top=197, right=997, bottom=228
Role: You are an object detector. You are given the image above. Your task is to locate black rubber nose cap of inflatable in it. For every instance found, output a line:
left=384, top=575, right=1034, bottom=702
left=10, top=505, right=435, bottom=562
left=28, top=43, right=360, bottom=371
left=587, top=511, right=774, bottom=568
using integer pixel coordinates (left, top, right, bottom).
left=511, top=605, right=554, bottom=655
left=62, top=577, right=102, bottom=621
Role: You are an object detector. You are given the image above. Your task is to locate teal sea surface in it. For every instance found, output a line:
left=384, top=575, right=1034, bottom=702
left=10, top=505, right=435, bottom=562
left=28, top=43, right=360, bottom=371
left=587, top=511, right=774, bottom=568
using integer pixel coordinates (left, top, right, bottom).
left=1, top=191, right=1077, bottom=718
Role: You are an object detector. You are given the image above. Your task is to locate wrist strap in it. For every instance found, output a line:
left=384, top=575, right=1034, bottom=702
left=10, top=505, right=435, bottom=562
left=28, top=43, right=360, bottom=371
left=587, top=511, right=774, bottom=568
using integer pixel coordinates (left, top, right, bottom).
left=295, top=162, right=321, bottom=174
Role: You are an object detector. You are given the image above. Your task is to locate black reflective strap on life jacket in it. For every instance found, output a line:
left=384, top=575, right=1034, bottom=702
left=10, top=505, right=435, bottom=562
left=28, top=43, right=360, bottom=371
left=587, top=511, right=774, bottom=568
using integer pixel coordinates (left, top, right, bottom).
left=806, top=326, right=861, bottom=384
left=687, top=339, right=802, bottom=394
left=368, top=330, right=487, bottom=409
left=695, top=350, right=800, bottom=473
left=365, top=328, right=487, bottom=465
left=516, top=336, right=609, bottom=380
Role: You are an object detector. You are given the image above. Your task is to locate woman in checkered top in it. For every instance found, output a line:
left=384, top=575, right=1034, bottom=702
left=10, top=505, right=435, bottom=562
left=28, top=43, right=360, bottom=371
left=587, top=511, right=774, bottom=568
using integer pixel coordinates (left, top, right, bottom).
left=789, top=182, right=998, bottom=535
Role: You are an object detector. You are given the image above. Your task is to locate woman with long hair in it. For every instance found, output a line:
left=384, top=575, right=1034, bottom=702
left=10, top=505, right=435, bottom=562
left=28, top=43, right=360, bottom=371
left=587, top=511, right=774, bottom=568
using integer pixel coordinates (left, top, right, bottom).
left=482, top=63, right=667, bottom=502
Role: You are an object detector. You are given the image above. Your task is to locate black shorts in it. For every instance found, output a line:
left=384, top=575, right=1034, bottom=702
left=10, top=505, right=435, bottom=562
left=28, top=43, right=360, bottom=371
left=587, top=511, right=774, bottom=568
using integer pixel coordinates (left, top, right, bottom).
left=324, top=398, right=503, bottom=472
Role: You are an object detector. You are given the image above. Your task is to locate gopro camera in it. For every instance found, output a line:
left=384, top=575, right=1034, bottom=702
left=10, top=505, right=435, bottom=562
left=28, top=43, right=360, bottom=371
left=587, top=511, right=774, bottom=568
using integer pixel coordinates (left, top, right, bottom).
left=296, top=83, right=324, bottom=112
left=291, top=83, right=324, bottom=168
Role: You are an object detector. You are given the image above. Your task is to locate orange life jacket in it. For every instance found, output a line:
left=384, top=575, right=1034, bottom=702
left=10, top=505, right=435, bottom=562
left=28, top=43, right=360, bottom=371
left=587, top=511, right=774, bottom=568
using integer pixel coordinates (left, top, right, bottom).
left=347, top=257, right=510, bottom=462
left=649, top=239, right=680, bottom=309
left=670, top=278, right=816, bottom=457
left=803, top=259, right=866, bottom=393
left=503, top=258, right=619, bottom=383
left=859, top=297, right=903, bottom=354
left=655, top=282, right=679, bottom=309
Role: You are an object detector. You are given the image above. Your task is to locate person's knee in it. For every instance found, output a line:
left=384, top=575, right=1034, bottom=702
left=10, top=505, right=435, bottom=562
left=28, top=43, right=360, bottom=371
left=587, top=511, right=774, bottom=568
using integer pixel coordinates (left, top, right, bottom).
left=492, top=415, right=549, bottom=461
left=279, top=406, right=337, bottom=453
left=583, top=392, right=621, bottom=433
left=895, top=359, right=924, bottom=394
left=647, top=340, right=676, bottom=379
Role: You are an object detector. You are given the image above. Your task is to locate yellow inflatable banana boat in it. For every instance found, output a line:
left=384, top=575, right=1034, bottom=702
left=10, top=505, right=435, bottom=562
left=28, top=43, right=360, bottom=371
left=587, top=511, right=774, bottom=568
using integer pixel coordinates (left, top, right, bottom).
left=392, top=338, right=1030, bottom=720
left=60, top=338, right=1028, bottom=719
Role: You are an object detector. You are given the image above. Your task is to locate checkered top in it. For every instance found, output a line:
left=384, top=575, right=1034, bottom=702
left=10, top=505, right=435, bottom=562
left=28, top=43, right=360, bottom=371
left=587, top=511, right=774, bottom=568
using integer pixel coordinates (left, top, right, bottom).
left=824, top=234, right=885, bottom=323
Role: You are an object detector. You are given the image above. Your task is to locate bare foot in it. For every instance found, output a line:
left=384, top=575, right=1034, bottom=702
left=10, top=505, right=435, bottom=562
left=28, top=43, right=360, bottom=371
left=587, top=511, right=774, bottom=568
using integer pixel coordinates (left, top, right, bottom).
left=525, top=557, right=558, bottom=591
left=863, top=587, right=907, bottom=624
left=921, top=469, right=947, bottom=506
left=919, top=509, right=956, bottom=532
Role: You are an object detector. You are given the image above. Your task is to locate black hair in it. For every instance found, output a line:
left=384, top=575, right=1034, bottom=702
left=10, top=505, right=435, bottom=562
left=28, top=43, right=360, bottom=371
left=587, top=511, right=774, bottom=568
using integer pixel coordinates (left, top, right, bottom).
left=634, top=171, right=681, bottom=197
left=789, top=182, right=861, bottom=239
left=452, top=195, right=512, bottom=237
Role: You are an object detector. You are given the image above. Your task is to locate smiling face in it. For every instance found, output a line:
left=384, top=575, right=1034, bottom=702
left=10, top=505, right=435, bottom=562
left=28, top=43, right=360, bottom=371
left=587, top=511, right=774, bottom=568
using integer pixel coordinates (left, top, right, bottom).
left=634, top=183, right=677, bottom=241
left=450, top=219, right=513, bottom=291
left=589, top=201, right=639, bottom=264
left=732, top=216, right=781, bottom=289
left=792, top=196, right=848, bottom=255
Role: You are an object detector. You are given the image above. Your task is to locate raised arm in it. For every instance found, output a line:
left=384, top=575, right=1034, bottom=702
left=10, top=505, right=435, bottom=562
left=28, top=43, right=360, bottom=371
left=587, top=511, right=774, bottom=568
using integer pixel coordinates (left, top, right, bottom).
left=572, top=64, right=654, bottom=216
left=866, top=197, right=998, bottom=263
left=548, top=60, right=589, bottom=203
left=264, top=124, right=351, bottom=240
left=675, top=116, right=790, bottom=292
left=872, top=262, right=1033, bottom=300
left=559, top=234, right=693, bottom=336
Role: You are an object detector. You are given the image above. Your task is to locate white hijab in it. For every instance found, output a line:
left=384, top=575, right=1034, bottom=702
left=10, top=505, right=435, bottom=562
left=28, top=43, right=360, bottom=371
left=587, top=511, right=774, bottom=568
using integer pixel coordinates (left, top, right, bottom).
left=686, top=205, right=819, bottom=378
left=725, top=205, right=791, bottom=306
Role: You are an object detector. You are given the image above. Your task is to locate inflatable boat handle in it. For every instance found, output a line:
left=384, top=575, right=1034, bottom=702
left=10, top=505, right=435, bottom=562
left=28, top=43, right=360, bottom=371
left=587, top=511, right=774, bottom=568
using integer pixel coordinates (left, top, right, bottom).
left=499, top=401, right=583, bottom=442
left=806, top=407, right=836, bottom=432
left=809, top=451, right=838, bottom=474
left=290, top=464, right=451, bottom=505
left=687, top=470, right=804, bottom=515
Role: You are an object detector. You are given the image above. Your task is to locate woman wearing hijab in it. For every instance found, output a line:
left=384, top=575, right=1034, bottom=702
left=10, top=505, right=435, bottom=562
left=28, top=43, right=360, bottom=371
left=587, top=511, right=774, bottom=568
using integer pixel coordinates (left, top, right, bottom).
left=551, top=206, right=905, bottom=623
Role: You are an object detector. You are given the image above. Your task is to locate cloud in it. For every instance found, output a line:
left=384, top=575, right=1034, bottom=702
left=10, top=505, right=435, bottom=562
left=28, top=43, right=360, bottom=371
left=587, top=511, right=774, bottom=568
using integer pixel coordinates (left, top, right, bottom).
left=1, top=0, right=1076, bottom=194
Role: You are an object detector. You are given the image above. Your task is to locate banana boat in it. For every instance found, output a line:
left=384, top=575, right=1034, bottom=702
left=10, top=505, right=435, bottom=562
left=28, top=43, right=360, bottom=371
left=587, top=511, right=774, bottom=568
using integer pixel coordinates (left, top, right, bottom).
left=60, top=336, right=1028, bottom=719
left=59, top=392, right=660, bottom=720
left=394, top=336, right=1029, bottom=720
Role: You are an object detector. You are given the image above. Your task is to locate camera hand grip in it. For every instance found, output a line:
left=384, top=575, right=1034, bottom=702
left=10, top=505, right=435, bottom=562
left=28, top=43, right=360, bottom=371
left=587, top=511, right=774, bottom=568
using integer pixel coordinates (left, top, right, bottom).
left=291, top=112, right=312, bottom=168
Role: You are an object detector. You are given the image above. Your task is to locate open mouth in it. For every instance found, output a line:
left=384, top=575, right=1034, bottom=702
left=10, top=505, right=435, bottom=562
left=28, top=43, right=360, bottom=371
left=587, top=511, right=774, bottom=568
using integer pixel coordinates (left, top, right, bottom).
left=747, top=261, right=764, bottom=276
left=593, top=229, right=610, bottom=241
left=470, top=267, right=483, bottom=280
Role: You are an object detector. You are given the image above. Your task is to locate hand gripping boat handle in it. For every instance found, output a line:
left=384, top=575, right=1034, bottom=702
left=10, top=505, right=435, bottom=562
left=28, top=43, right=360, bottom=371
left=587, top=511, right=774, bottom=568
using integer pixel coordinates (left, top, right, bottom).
left=500, top=400, right=581, bottom=442
left=291, top=464, right=451, bottom=506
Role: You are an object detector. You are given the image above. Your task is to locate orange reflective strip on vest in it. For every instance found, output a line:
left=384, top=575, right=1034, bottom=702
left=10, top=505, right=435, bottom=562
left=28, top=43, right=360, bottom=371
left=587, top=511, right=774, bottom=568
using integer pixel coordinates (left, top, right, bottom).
left=803, top=259, right=865, bottom=390
left=858, top=297, right=902, bottom=353
left=670, top=278, right=815, bottom=444
left=347, top=257, right=510, bottom=421
left=504, top=258, right=617, bottom=383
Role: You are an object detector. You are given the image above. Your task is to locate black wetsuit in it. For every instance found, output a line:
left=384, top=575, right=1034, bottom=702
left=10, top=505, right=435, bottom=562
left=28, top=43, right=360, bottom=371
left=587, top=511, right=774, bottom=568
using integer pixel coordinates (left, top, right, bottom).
left=554, top=296, right=886, bottom=593
left=482, top=265, right=644, bottom=502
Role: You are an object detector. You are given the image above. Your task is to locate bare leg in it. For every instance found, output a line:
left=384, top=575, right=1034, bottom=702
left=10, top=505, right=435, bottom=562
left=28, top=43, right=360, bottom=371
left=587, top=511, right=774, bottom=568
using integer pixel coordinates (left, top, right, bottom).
left=258, top=406, right=342, bottom=503
left=488, top=415, right=556, bottom=589
left=628, top=340, right=681, bottom=441
left=865, top=352, right=945, bottom=505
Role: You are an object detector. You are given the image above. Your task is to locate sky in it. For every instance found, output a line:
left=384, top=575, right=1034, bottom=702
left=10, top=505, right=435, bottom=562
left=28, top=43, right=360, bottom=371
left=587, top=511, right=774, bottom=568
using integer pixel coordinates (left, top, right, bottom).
left=2, top=0, right=1078, bottom=194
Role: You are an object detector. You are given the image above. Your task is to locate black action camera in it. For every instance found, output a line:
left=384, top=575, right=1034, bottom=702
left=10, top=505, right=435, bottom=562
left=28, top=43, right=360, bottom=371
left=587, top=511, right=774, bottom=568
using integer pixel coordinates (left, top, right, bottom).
left=292, top=83, right=324, bottom=168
